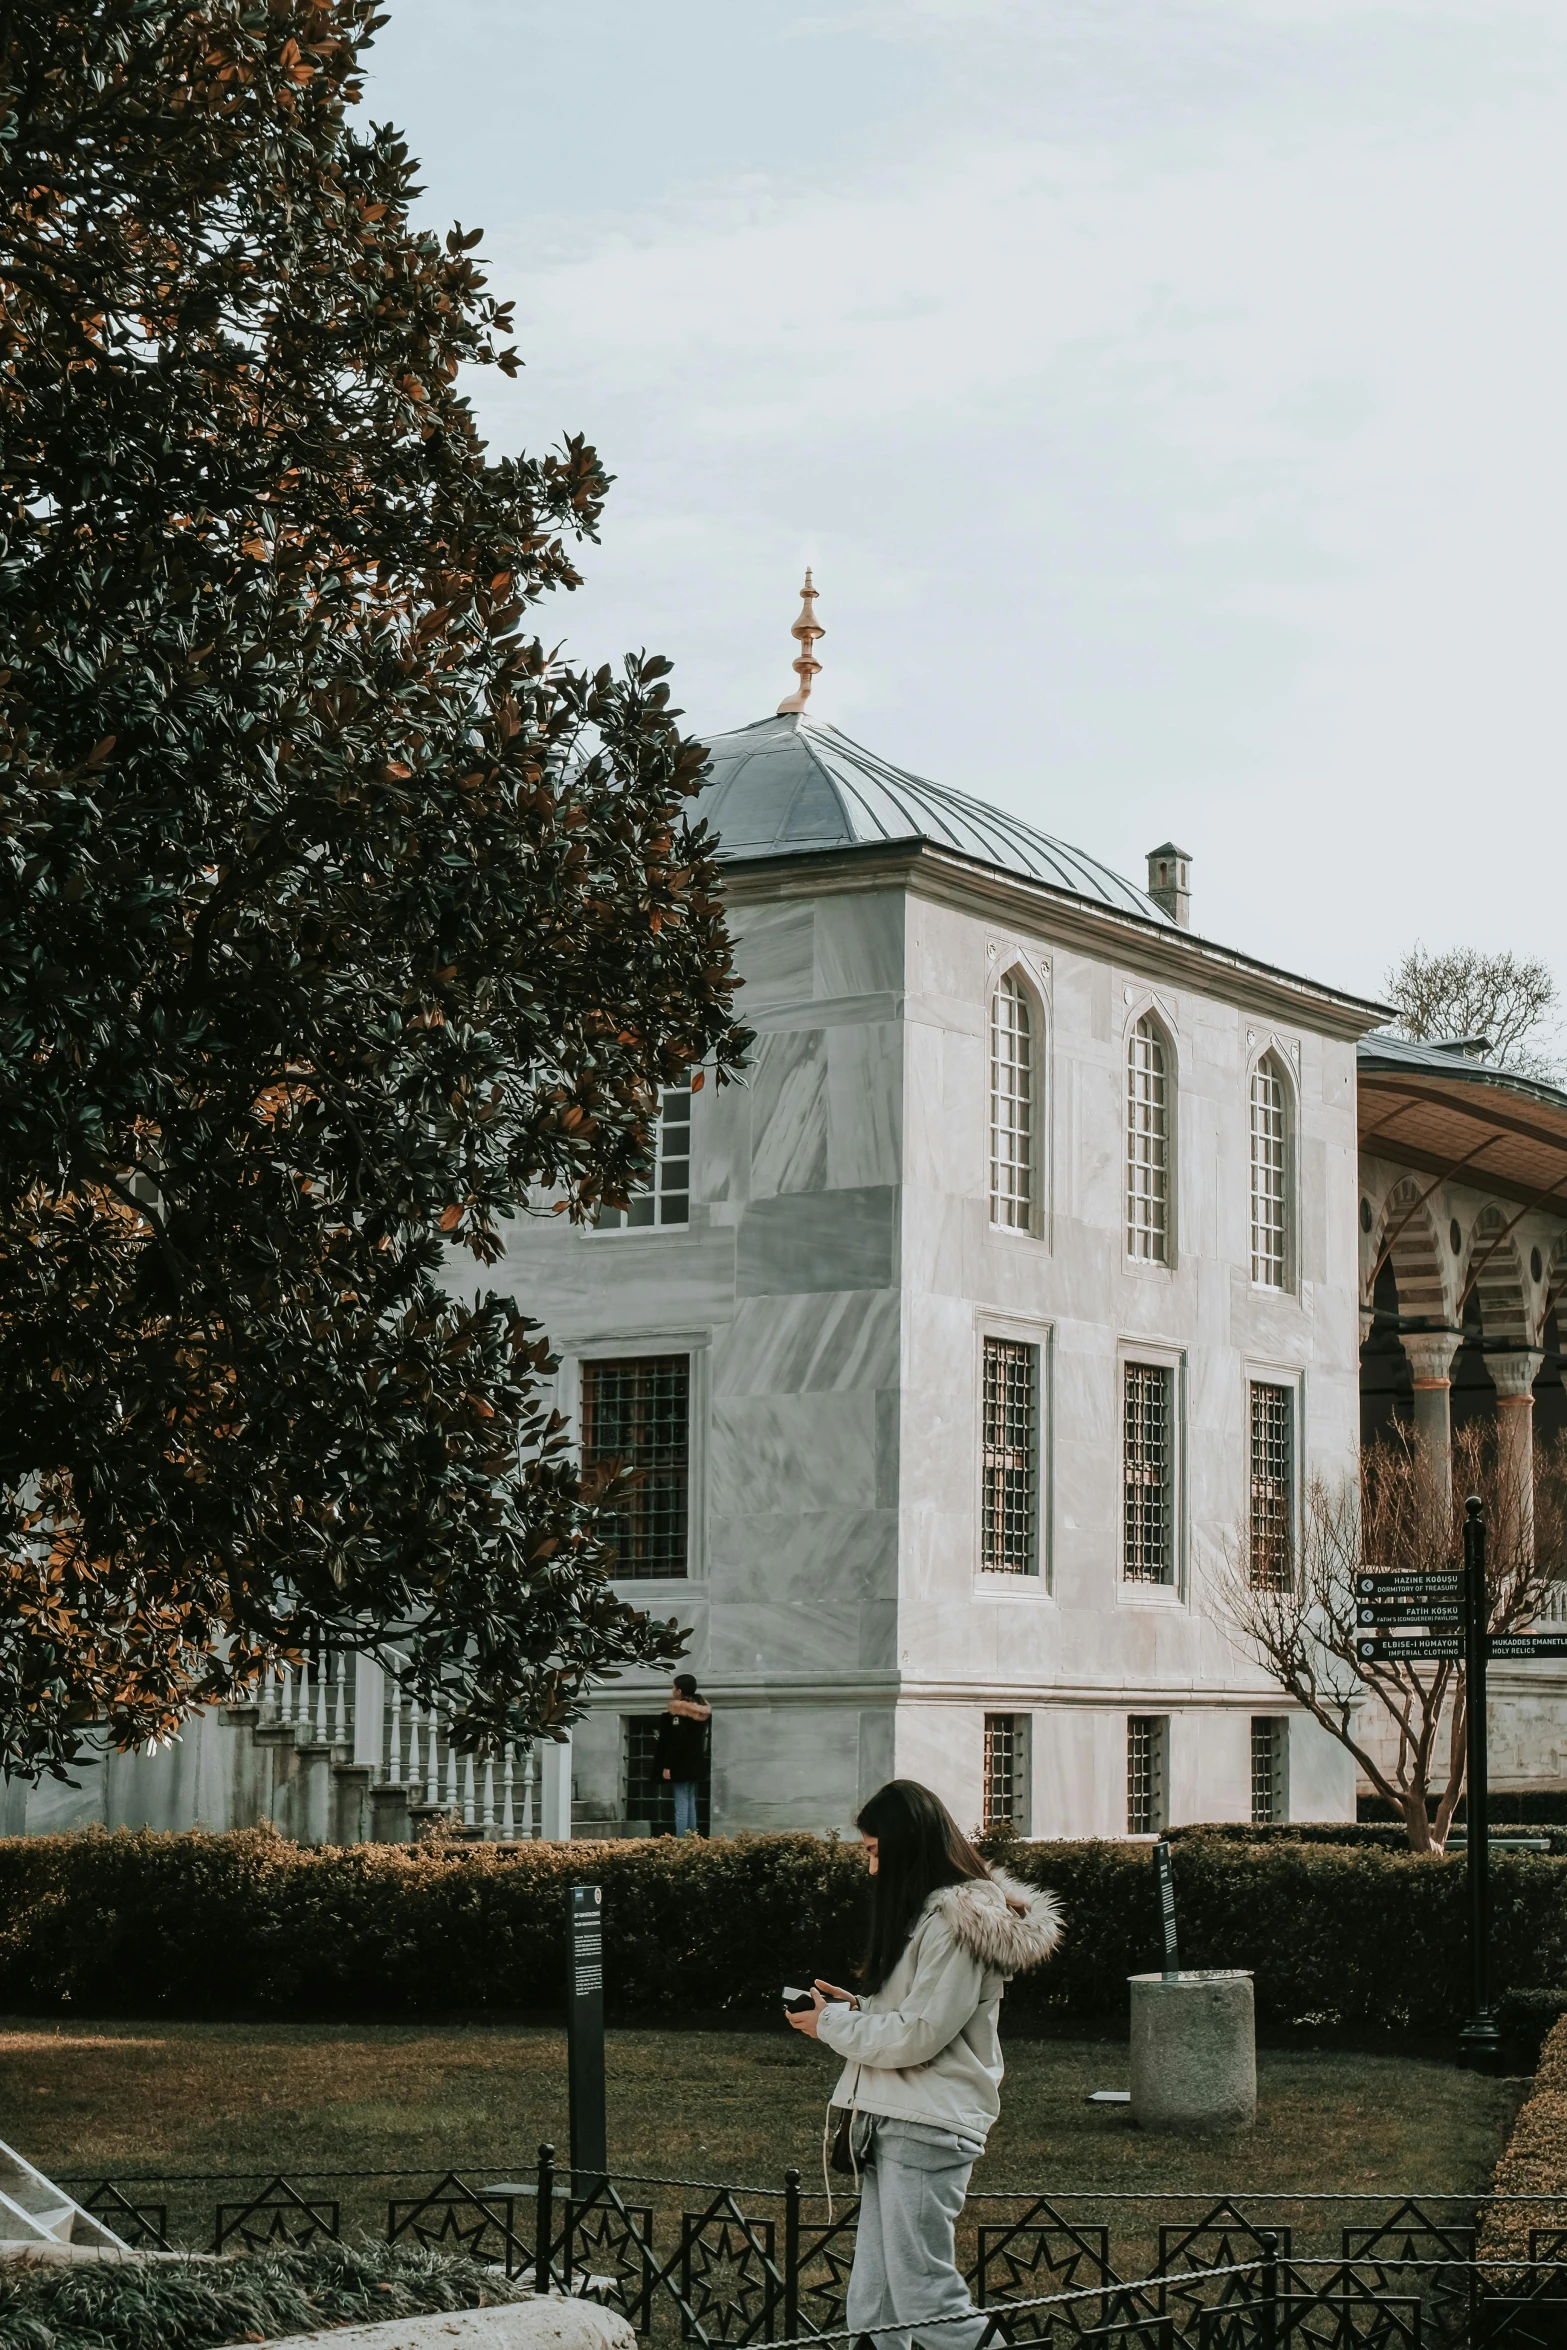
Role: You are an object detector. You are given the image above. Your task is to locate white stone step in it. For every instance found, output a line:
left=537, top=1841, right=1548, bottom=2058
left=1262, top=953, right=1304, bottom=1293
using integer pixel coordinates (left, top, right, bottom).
left=0, top=2143, right=128, bottom=2249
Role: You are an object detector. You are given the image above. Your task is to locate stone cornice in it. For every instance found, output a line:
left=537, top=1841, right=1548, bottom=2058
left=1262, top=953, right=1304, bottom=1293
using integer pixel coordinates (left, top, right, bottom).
left=720, top=842, right=1390, bottom=1043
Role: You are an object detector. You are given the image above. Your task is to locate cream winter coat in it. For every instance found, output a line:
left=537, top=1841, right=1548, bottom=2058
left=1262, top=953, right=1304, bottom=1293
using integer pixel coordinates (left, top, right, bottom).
left=816, top=1869, right=1064, bottom=2147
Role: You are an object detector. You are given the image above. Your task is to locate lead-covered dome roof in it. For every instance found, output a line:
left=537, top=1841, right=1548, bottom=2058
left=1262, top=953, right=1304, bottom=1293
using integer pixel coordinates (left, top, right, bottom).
left=689, top=712, right=1170, bottom=926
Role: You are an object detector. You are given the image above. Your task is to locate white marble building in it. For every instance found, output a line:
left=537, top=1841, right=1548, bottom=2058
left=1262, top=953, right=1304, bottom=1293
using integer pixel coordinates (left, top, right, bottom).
left=504, top=652, right=1390, bottom=1840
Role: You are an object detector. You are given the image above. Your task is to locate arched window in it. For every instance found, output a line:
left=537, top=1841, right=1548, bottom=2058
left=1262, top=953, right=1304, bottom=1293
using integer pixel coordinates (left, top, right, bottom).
left=1249, top=1054, right=1290, bottom=1287
left=1126, top=1015, right=1169, bottom=1261
left=989, top=973, right=1033, bottom=1229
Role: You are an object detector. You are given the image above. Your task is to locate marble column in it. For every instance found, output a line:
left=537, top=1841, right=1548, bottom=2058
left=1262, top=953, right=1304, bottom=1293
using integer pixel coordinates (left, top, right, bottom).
left=1401, top=1330, right=1463, bottom=1518
left=1489, top=1349, right=1541, bottom=1563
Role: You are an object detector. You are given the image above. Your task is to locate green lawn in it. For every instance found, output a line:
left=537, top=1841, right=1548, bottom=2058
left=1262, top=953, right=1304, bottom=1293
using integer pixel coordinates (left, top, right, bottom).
left=0, top=2017, right=1518, bottom=2197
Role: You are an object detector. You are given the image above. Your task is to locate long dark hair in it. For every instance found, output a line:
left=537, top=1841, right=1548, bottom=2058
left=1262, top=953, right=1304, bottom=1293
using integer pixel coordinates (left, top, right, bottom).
left=857, top=1780, right=989, bottom=1993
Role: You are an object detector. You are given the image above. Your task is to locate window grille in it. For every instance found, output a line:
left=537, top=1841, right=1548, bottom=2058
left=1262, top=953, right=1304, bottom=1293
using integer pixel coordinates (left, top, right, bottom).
left=1127, top=1715, right=1166, bottom=1835
left=983, top=1714, right=1030, bottom=1831
left=597, top=1088, right=692, bottom=1227
left=1123, top=1362, right=1174, bottom=1584
left=580, top=1355, right=690, bottom=1577
left=981, top=1337, right=1038, bottom=1573
left=990, top=976, right=1033, bottom=1229
left=1251, top=1717, right=1285, bottom=1826
left=1249, top=1381, right=1294, bottom=1589
left=1250, top=1059, right=1288, bottom=1285
left=1126, top=1017, right=1169, bottom=1261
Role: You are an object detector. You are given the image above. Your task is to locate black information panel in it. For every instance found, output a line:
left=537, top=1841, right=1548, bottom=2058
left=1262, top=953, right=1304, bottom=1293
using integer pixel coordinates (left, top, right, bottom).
left=568, top=1884, right=606, bottom=2186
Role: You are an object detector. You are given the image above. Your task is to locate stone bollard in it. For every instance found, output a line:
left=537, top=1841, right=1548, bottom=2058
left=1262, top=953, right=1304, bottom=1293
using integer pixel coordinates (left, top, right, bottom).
left=1128, top=1970, right=1257, bottom=2133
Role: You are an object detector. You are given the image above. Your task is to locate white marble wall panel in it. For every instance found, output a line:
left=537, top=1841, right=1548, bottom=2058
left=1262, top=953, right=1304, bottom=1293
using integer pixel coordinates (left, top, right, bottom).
left=896, top=1704, right=984, bottom=1834
left=736, top=1188, right=897, bottom=1296
left=708, top=1392, right=877, bottom=1520
left=1180, top=1709, right=1253, bottom=1825
left=730, top=901, right=816, bottom=1003
left=815, top=891, right=904, bottom=1001
left=750, top=1029, right=828, bottom=1197
left=714, top=1703, right=866, bottom=1834
left=1287, top=1714, right=1359, bottom=1819
left=828, top=1025, right=902, bottom=1189
left=1032, top=1707, right=1126, bottom=1839
left=715, top=1291, right=899, bottom=1400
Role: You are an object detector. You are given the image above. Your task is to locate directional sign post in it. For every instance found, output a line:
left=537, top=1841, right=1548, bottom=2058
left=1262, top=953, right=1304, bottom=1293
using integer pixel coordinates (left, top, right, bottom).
left=1457, top=1501, right=1503, bottom=2075
left=1354, top=1517, right=1567, bottom=2068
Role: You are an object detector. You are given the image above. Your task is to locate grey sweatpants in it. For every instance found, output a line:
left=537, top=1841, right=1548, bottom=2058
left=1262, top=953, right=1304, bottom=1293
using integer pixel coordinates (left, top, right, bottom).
left=845, top=2126, right=990, bottom=2350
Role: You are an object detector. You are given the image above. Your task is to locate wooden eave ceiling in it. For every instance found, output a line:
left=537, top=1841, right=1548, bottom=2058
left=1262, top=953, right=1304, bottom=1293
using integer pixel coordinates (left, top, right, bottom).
left=1360, top=1073, right=1567, bottom=1216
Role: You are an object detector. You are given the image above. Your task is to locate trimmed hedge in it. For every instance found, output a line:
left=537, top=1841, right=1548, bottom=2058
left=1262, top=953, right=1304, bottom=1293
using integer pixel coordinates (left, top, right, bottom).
left=4, top=1823, right=1567, bottom=2036
left=1480, top=2011, right=1567, bottom=2265
left=1360, top=1789, right=1567, bottom=1827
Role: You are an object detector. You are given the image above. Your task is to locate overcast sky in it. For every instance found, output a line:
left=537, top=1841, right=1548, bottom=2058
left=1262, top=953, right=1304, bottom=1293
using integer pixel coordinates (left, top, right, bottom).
left=363, top=1, right=1567, bottom=1013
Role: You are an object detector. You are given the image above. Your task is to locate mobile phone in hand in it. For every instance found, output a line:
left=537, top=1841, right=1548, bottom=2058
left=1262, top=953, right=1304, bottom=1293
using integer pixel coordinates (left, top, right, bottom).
left=782, top=1985, right=816, bottom=2013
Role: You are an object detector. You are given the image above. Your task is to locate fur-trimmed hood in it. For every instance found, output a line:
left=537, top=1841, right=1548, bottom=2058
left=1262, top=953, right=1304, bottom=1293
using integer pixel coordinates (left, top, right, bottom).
left=927, top=1868, right=1065, bottom=1977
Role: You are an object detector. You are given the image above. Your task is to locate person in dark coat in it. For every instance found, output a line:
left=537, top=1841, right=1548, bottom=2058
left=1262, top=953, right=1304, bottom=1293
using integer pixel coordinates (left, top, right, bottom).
left=654, top=1673, right=710, bottom=1837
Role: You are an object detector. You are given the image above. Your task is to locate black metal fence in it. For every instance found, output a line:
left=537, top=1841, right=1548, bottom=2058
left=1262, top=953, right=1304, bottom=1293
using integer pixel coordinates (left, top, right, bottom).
left=56, top=2154, right=1567, bottom=2350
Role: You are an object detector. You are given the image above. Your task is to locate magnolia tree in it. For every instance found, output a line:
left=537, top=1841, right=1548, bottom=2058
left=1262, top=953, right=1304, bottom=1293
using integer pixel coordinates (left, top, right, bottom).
left=1222, top=1424, right=1567, bottom=1853
left=0, top=2, right=752, bottom=1779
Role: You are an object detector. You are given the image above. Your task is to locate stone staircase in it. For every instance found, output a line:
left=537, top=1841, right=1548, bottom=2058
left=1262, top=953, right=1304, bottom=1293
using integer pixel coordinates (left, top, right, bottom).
left=3, top=1653, right=572, bottom=1846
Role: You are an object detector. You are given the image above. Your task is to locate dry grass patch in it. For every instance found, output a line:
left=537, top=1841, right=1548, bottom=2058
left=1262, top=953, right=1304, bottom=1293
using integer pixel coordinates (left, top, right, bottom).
left=0, top=2017, right=1516, bottom=2195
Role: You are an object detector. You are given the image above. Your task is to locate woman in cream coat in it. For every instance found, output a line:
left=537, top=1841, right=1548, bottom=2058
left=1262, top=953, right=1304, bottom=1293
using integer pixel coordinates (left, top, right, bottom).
left=787, top=1779, right=1063, bottom=2350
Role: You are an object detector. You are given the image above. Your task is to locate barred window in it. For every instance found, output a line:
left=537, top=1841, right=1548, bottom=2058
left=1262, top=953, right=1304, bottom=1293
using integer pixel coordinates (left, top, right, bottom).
left=1249, top=1381, right=1294, bottom=1589
left=983, top=1714, right=1030, bottom=1831
left=1251, top=1717, right=1286, bottom=1826
left=981, top=1338, right=1039, bottom=1574
left=597, top=1088, right=692, bottom=1228
left=990, top=976, right=1033, bottom=1229
left=1250, top=1058, right=1289, bottom=1286
left=1127, top=1017, right=1170, bottom=1261
left=1123, top=1362, right=1174, bottom=1585
left=1127, top=1715, right=1167, bottom=1836
left=581, top=1356, right=690, bottom=1577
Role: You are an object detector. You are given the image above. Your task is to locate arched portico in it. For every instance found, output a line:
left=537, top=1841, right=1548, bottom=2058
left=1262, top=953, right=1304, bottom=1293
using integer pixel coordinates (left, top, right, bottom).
left=1359, top=1035, right=1567, bottom=1541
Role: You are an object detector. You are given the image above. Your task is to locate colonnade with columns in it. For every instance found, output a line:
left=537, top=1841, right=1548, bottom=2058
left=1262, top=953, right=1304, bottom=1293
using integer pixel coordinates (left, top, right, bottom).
left=1360, top=1152, right=1567, bottom=1545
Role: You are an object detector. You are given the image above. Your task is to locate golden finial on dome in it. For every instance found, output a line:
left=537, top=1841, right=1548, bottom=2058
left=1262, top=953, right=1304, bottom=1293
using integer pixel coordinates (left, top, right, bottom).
left=776, top=569, right=824, bottom=715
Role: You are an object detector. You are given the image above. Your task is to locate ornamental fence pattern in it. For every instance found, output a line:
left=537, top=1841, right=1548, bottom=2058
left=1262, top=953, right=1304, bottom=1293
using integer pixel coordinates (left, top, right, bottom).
left=58, top=2152, right=1567, bottom=2350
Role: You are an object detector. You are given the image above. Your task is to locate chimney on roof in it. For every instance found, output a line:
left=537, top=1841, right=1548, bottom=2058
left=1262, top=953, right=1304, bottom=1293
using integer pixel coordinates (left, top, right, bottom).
left=1146, top=842, right=1192, bottom=928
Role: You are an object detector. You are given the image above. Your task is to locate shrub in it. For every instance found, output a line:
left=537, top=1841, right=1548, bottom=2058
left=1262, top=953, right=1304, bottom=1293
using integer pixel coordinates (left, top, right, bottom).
left=1480, top=2012, right=1567, bottom=2266
left=0, top=2240, right=518, bottom=2350
left=1, top=1823, right=1566, bottom=2036
left=1495, top=1986, right=1567, bottom=2073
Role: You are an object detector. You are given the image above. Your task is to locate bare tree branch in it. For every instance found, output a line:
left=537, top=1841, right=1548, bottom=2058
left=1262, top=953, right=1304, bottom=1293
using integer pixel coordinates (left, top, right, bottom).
left=1219, top=1424, right=1565, bottom=1851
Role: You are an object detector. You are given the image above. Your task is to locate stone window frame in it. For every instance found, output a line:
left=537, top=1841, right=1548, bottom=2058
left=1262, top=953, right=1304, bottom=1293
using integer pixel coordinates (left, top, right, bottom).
left=1245, top=1032, right=1301, bottom=1294
left=1250, top=1715, right=1290, bottom=1826
left=1122, top=994, right=1179, bottom=1273
left=1243, top=1355, right=1304, bottom=1593
left=974, top=1309, right=1055, bottom=1595
left=983, top=1712, right=1033, bottom=1833
left=983, top=946, right=1051, bottom=1244
left=1126, top=1712, right=1170, bottom=1836
left=561, top=1329, right=710, bottom=1589
left=1116, top=1337, right=1187, bottom=1606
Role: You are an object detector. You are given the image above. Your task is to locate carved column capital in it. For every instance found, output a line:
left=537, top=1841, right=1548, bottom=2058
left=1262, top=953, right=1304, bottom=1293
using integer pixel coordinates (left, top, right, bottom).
left=1489, top=1349, right=1542, bottom=1405
left=1402, top=1330, right=1463, bottom=1389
